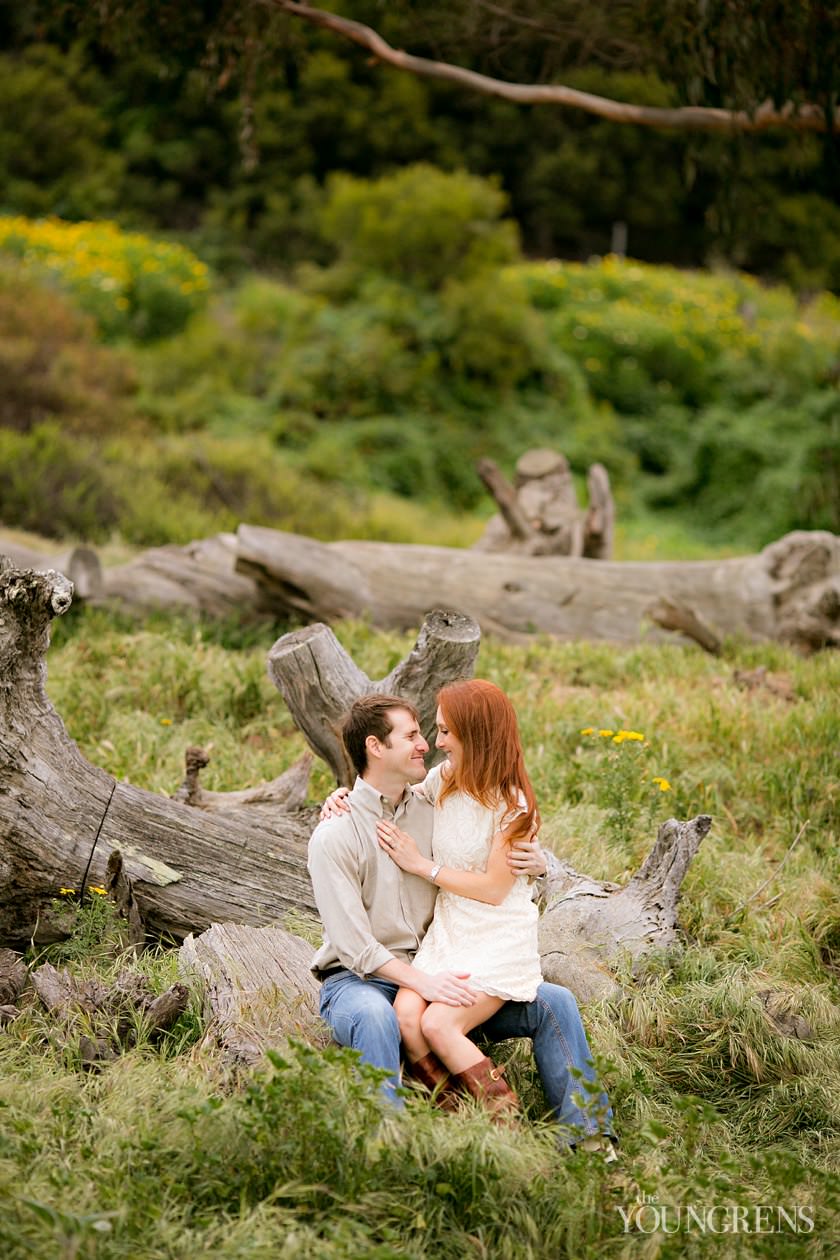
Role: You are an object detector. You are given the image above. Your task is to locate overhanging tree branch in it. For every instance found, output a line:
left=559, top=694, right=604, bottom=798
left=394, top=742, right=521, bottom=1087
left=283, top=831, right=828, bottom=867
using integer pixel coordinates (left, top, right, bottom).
left=270, top=1, right=837, bottom=133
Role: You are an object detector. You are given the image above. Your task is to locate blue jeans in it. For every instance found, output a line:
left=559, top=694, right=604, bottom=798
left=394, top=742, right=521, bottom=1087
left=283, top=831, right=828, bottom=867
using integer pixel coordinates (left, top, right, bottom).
left=319, top=970, right=613, bottom=1138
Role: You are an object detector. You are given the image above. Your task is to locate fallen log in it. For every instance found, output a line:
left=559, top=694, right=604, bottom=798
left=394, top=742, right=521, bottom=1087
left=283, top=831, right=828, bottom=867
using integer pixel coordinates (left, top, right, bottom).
left=236, top=525, right=840, bottom=650
left=100, top=532, right=264, bottom=618
left=0, top=532, right=103, bottom=600
left=179, top=922, right=326, bottom=1062
left=0, top=560, right=315, bottom=945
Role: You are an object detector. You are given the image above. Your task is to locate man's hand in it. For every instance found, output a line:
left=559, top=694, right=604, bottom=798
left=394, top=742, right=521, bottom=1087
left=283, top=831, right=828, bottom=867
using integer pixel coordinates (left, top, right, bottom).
left=320, top=785, right=350, bottom=821
left=415, top=970, right=479, bottom=1006
left=507, top=837, right=547, bottom=878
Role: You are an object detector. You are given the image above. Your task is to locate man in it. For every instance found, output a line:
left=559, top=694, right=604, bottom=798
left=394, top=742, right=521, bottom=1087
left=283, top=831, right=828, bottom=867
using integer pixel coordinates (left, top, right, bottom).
left=308, top=693, right=614, bottom=1147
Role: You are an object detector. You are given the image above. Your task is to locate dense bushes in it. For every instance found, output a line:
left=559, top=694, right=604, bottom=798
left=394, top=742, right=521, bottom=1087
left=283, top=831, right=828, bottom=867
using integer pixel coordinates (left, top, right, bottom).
left=1, top=183, right=838, bottom=550
left=0, top=215, right=209, bottom=340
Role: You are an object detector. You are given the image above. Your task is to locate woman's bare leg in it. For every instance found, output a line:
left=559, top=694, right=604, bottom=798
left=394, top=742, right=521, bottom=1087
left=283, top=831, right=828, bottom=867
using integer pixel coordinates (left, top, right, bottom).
left=420, top=993, right=505, bottom=1074
left=394, top=987, right=431, bottom=1063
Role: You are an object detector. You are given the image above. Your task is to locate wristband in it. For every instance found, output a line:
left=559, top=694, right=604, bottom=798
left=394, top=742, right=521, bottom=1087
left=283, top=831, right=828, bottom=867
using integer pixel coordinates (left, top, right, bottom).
left=429, top=863, right=442, bottom=884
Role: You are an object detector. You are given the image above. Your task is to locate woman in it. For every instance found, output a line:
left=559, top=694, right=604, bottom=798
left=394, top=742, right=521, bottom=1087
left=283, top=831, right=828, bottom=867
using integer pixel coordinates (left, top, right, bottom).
left=375, top=678, right=542, bottom=1115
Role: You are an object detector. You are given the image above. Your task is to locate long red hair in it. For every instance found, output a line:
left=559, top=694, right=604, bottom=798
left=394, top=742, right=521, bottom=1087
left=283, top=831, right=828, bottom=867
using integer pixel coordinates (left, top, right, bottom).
left=436, top=679, right=539, bottom=844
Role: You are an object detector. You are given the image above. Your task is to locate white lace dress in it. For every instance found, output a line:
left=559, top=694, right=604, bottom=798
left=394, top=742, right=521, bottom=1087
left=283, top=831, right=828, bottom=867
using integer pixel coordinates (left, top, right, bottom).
left=411, top=764, right=542, bottom=1001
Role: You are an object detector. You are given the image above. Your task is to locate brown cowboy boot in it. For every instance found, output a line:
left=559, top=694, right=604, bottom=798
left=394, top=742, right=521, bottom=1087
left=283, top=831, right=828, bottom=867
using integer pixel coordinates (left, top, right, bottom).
left=406, top=1052, right=461, bottom=1112
left=454, top=1055, right=519, bottom=1119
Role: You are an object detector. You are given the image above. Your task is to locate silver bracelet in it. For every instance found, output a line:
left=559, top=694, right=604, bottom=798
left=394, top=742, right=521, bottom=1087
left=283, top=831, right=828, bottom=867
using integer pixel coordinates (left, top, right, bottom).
left=429, top=863, right=442, bottom=884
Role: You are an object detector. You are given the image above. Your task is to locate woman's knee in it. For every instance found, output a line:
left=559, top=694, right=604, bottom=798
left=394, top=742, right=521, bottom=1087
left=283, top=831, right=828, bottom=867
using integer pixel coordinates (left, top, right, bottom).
left=420, top=1004, right=460, bottom=1052
left=394, top=996, right=424, bottom=1044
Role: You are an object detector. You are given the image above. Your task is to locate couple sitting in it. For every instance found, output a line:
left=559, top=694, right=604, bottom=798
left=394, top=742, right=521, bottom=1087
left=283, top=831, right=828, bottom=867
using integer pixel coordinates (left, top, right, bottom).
left=308, top=680, right=614, bottom=1150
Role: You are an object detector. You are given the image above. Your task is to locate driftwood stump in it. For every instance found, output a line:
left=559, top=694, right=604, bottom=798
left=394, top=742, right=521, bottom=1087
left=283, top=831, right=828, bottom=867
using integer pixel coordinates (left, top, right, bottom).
left=267, top=611, right=481, bottom=784
left=474, top=449, right=615, bottom=559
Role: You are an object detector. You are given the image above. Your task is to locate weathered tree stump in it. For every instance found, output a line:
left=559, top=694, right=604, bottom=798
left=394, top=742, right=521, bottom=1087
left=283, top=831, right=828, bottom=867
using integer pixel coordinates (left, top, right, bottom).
left=267, top=611, right=481, bottom=784
left=474, top=449, right=615, bottom=559
left=30, top=961, right=189, bottom=1064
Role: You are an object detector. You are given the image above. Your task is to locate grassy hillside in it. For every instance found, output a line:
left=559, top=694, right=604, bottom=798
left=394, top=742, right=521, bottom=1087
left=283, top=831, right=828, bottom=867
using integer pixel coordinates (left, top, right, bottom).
left=1, top=608, right=837, bottom=1257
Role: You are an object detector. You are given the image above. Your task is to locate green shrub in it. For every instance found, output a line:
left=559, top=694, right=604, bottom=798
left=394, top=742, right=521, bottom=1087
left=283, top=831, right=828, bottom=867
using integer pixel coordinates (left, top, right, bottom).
left=0, top=215, right=210, bottom=340
left=319, top=164, right=521, bottom=291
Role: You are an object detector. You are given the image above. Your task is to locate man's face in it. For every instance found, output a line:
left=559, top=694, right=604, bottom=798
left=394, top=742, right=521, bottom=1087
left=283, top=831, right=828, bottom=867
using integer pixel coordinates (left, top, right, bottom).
left=372, top=707, right=429, bottom=783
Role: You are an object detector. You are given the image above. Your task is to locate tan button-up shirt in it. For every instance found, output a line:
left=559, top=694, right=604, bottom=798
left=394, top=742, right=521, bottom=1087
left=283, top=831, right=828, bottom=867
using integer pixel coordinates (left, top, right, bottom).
left=308, top=776, right=437, bottom=979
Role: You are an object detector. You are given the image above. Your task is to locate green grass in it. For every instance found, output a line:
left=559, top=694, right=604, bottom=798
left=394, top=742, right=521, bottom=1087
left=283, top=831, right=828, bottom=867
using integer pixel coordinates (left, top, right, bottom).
left=1, top=607, right=838, bottom=1256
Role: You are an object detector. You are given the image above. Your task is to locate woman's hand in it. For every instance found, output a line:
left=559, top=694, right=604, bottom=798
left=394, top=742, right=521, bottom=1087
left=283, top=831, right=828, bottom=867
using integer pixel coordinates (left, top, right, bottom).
left=320, top=785, right=350, bottom=821
left=376, top=819, right=427, bottom=876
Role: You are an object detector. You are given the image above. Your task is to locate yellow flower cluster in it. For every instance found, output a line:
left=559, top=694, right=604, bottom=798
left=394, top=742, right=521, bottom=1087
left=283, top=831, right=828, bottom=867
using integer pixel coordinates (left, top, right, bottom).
left=651, top=777, right=672, bottom=793
left=580, top=727, right=645, bottom=743
left=0, top=214, right=209, bottom=339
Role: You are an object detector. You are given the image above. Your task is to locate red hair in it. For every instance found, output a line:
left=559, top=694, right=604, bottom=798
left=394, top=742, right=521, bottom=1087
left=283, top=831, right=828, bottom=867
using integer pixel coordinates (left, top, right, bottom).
left=436, top=679, right=539, bottom=844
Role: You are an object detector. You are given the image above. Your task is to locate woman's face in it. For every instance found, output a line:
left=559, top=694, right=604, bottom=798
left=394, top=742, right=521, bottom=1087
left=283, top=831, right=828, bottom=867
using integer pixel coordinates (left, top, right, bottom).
left=435, top=704, right=463, bottom=771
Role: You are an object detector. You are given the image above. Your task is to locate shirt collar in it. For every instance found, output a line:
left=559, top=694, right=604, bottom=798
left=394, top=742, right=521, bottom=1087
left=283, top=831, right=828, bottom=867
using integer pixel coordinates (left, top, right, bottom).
left=352, top=775, right=412, bottom=818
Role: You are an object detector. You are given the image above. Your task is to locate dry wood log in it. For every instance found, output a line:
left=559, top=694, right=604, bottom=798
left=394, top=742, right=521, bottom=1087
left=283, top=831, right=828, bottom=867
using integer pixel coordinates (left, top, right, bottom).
left=236, top=525, right=840, bottom=650
left=173, top=815, right=714, bottom=1063
left=179, top=922, right=326, bottom=1062
left=0, top=534, right=103, bottom=600
left=538, top=814, right=713, bottom=1004
left=0, top=565, right=480, bottom=941
left=30, top=961, right=189, bottom=1062
left=101, top=532, right=264, bottom=618
left=0, top=560, right=316, bottom=945
left=267, top=611, right=481, bottom=784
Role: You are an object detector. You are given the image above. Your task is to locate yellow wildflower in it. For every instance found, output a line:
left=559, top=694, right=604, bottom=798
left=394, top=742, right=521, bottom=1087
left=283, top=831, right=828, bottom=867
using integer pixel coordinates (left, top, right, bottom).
left=579, top=727, right=595, bottom=735
left=598, top=729, right=614, bottom=738
left=160, top=718, right=172, bottom=726
left=59, top=887, right=76, bottom=896
left=652, top=777, right=671, bottom=792
left=88, top=885, right=108, bottom=896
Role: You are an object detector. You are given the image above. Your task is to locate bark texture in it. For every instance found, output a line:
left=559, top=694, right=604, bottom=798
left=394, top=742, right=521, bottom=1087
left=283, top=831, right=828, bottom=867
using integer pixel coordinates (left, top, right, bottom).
left=237, top=526, right=840, bottom=650
left=179, top=921, right=326, bottom=1062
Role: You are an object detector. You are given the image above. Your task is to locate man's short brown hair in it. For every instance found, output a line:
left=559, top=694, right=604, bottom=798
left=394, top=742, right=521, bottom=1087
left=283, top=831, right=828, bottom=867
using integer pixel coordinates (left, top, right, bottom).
left=341, top=694, right=420, bottom=778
